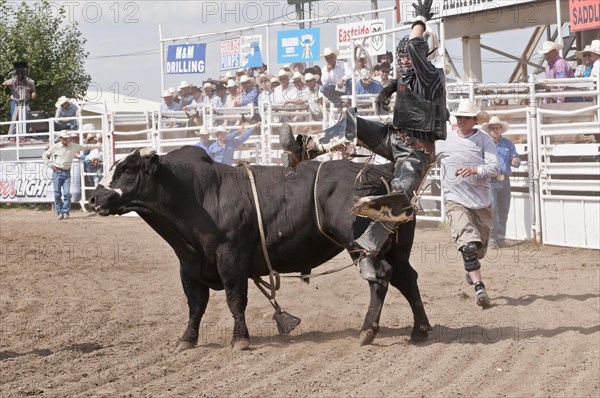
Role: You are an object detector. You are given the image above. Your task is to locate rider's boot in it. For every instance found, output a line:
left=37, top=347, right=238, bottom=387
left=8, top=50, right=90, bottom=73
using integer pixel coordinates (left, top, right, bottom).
left=351, top=190, right=415, bottom=223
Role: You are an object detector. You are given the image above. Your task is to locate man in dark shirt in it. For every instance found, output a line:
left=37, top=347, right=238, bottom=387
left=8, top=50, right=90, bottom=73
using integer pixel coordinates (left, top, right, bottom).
left=280, top=0, right=448, bottom=282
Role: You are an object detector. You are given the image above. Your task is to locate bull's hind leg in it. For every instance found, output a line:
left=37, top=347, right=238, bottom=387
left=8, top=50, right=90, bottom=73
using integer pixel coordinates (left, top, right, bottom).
left=220, top=272, right=251, bottom=351
left=176, top=266, right=210, bottom=353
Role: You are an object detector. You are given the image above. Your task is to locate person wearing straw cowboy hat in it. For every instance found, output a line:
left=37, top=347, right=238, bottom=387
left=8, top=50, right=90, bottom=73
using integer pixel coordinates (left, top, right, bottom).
left=482, top=116, right=520, bottom=249
left=54, top=96, right=80, bottom=131
left=207, top=120, right=260, bottom=166
left=537, top=40, right=574, bottom=103
left=194, top=124, right=215, bottom=153
left=272, top=69, right=295, bottom=105
left=319, top=46, right=352, bottom=107
left=160, top=89, right=181, bottom=112
left=202, top=82, right=222, bottom=109
left=43, top=130, right=101, bottom=220
left=279, top=0, right=449, bottom=285
left=575, top=39, right=600, bottom=78
left=236, top=75, right=258, bottom=106
left=178, top=80, right=194, bottom=108
left=435, top=99, right=499, bottom=308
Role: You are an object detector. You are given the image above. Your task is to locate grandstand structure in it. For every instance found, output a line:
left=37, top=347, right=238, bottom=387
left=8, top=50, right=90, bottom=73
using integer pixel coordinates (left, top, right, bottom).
left=1, top=1, right=598, bottom=249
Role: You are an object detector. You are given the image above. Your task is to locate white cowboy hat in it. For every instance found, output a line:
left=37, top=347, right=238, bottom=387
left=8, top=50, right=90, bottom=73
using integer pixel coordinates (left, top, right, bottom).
left=225, top=71, right=235, bottom=79
left=277, top=69, right=292, bottom=78
left=304, top=72, right=316, bottom=81
left=577, top=40, right=600, bottom=58
left=55, top=96, right=69, bottom=108
left=451, top=99, right=487, bottom=118
left=178, top=80, right=192, bottom=90
left=203, top=82, right=216, bottom=90
left=321, top=47, right=339, bottom=59
left=167, top=87, right=177, bottom=95
left=537, top=41, right=562, bottom=55
left=270, top=77, right=279, bottom=84
left=258, top=73, right=273, bottom=83
left=57, top=130, right=70, bottom=139
left=82, top=123, right=95, bottom=131
left=239, top=75, right=252, bottom=84
left=195, top=125, right=210, bottom=136
left=291, top=71, right=304, bottom=81
left=226, top=80, right=237, bottom=89
left=161, top=90, right=173, bottom=98
left=210, top=126, right=228, bottom=137
left=482, top=116, right=510, bottom=134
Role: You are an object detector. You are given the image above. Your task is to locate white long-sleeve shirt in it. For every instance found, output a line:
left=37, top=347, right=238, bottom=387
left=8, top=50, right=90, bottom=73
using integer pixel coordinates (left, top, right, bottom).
left=320, top=60, right=352, bottom=87
left=43, top=142, right=100, bottom=170
left=436, top=129, right=499, bottom=209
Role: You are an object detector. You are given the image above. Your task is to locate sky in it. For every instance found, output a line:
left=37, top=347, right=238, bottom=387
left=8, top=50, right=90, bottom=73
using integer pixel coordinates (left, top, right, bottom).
left=49, top=0, right=553, bottom=102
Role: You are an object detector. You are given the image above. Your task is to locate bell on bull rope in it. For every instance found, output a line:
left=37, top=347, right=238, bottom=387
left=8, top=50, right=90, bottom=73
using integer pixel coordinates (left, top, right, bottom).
left=272, top=301, right=301, bottom=335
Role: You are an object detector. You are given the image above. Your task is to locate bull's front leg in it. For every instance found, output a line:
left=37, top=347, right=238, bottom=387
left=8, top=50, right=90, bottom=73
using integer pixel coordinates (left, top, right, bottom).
left=176, top=263, right=210, bottom=353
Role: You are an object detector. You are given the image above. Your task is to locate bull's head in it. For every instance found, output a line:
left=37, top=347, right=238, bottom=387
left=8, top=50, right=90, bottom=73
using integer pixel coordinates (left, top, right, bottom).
left=89, top=148, right=159, bottom=216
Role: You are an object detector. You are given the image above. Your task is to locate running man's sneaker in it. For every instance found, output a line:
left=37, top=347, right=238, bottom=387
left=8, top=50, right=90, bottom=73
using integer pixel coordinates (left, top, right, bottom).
left=474, top=282, right=491, bottom=308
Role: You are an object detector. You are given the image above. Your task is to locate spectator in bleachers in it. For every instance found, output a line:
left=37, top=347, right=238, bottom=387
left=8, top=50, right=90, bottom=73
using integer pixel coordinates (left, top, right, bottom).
left=575, top=44, right=596, bottom=78
left=85, top=133, right=104, bottom=187
left=270, top=76, right=280, bottom=91
left=482, top=116, right=520, bottom=249
left=291, top=62, right=306, bottom=74
left=54, top=96, right=80, bottom=131
left=183, top=85, right=203, bottom=111
left=194, top=125, right=214, bottom=153
left=223, top=80, right=240, bottom=107
left=305, top=72, right=323, bottom=121
left=236, top=75, right=258, bottom=106
left=257, top=74, right=274, bottom=105
left=160, top=90, right=182, bottom=112
left=273, top=69, right=296, bottom=104
left=373, top=64, right=381, bottom=78
left=355, top=69, right=383, bottom=95
left=208, top=121, right=260, bottom=166
left=236, top=68, right=247, bottom=80
left=312, top=65, right=323, bottom=85
left=168, top=87, right=180, bottom=104
left=590, top=40, right=600, bottom=78
left=537, top=41, right=574, bottom=103
left=254, top=63, right=268, bottom=76
left=286, top=72, right=309, bottom=105
left=178, top=81, right=193, bottom=107
left=202, top=82, right=222, bottom=108
left=374, top=62, right=393, bottom=88
left=377, top=51, right=395, bottom=76
left=320, top=47, right=352, bottom=107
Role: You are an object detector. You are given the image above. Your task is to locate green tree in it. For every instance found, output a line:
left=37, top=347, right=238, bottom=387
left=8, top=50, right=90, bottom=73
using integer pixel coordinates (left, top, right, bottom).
left=0, top=0, right=90, bottom=129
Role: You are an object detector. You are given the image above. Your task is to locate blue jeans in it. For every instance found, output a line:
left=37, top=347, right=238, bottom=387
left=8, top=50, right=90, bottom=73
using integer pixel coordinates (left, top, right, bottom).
left=490, top=177, right=511, bottom=243
left=52, top=169, right=72, bottom=215
left=10, top=99, right=16, bottom=120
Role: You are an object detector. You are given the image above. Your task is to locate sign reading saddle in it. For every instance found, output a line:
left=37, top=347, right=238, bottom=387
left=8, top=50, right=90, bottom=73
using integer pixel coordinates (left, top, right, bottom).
left=89, top=146, right=431, bottom=351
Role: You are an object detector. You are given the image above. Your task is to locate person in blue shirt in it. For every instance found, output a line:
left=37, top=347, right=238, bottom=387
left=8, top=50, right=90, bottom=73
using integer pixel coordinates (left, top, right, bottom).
left=482, top=116, right=521, bottom=248
left=208, top=121, right=260, bottom=165
left=353, top=69, right=383, bottom=95
left=194, top=125, right=214, bottom=154
left=236, top=75, right=258, bottom=106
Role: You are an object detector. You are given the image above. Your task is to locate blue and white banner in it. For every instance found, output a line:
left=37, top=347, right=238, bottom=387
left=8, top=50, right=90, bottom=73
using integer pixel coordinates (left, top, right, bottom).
left=277, top=28, right=320, bottom=64
left=221, top=35, right=264, bottom=70
left=166, top=44, right=206, bottom=74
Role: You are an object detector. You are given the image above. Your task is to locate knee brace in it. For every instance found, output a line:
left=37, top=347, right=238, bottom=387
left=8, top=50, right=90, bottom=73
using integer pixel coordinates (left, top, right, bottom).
left=459, top=242, right=482, bottom=272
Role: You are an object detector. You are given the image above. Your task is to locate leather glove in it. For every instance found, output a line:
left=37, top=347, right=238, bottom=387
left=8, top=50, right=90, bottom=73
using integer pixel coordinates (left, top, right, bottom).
left=412, top=0, right=434, bottom=22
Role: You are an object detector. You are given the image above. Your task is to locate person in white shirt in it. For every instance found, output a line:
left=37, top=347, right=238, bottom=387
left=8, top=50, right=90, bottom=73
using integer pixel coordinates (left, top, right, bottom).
left=319, top=47, right=352, bottom=107
left=272, top=69, right=296, bottom=104
left=201, top=82, right=222, bottom=108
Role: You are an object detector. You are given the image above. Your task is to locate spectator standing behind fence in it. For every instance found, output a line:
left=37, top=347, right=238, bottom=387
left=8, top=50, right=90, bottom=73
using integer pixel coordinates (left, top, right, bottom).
left=272, top=69, right=295, bottom=104
left=194, top=125, right=214, bottom=153
left=54, top=96, right=79, bottom=131
left=482, top=116, right=520, bottom=248
left=435, top=99, right=499, bottom=309
left=85, top=133, right=104, bottom=187
left=257, top=74, right=274, bottom=105
left=354, top=69, right=383, bottom=95
left=183, top=85, right=202, bottom=110
left=208, top=122, right=260, bottom=166
left=374, top=62, right=393, bottom=88
left=286, top=72, right=309, bottom=105
left=202, top=82, right=222, bottom=108
left=575, top=43, right=596, bottom=78
left=305, top=73, right=323, bottom=121
left=537, top=41, right=575, bottom=103
left=43, top=130, right=100, bottom=220
left=320, top=47, right=352, bottom=107
left=223, top=80, right=240, bottom=107
left=178, top=81, right=193, bottom=108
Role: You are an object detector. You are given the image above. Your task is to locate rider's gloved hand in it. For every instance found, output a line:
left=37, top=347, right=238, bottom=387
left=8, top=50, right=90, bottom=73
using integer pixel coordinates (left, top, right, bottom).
left=412, top=0, right=434, bottom=26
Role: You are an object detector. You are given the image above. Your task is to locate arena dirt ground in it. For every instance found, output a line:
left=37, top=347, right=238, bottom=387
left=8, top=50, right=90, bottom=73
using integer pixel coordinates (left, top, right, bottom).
left=0, top=208, right=599, bottom=397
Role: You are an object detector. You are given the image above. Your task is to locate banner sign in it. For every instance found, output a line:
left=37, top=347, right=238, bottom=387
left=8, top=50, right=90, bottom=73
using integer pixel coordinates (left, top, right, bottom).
left=277, top=28, right=320, bottom=63
left=396, top=0, right=537, bottom=23
left=569, top=0, right=600, bottom=32
left=166, top=44, right=206, bottom=74
left=0, top=161, right=81, bottom=203
left=221, top=35, right=264, bottom=70
left=337, top=19, right=386, bottom=59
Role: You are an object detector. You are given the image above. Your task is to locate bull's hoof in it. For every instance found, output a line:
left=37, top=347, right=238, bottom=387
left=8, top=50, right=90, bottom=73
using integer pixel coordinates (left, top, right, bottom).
left=231, top=338, right=250, bottom=351
left=174, top=340, right=196, bottom=353
left=359, top=329, right=377, bottom=346
left=409, top=328, right=430, bottom=343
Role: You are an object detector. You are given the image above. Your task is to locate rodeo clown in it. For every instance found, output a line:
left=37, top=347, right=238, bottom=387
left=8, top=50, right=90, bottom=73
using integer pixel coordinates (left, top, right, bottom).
left=279, top=0, right=449, bottom=282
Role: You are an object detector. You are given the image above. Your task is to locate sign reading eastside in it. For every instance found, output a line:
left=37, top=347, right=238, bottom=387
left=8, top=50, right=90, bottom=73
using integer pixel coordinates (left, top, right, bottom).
left=336, top=19, right=386, bottom=59
left=166, top=44, right=206, bottom=74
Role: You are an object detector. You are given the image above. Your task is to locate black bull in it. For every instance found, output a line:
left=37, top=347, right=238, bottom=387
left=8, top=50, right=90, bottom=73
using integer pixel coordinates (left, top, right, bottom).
left=89, top=146, right=431, bottom=351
